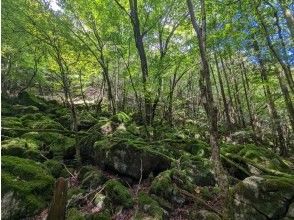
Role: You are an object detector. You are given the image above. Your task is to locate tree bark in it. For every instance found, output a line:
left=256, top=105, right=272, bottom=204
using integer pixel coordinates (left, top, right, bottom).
left=186, top=0, right=229, bottom=204
left=253, top=39, right=287, bottom=156
left=214, top=52, right=232, bottom=130
left=129, top=0, right=152, bottom=127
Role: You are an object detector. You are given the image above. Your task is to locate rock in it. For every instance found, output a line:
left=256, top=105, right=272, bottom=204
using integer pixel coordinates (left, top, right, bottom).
left=137, top=192, right=164, bottom=219
left=1, top=156, right=54, bottom=219
left=66, top=208, right=85, bottom=220
left=190, top=210, right=221, bottom=220
left=150, top=170, right=187, bottom=206
left=92, top=139, right=171, bottom=180
left=178, top=155, right=216, bottom=187
left=222, top=144, right=293, bottom=175
left=86, top=210, right=111, bottom=220
left=81, top=170, right=107, bottom=190
left=231, top=175, right=294, bottom=220
left=22, top=132, right=76, bottom=160
left=1, top=137, right=39, bottom=158
left=104, top=179, right=133, bottom=208
left=18, top=91, right=47, bottom=111
left=44, top=159, right=64, bottom=178
left=150, top=157, right=216, bottom=207
left=77, top=111, right=98, bottom=131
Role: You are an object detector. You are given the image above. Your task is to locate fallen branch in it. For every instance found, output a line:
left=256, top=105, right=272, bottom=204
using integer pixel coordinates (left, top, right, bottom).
left=220, top=154, right=251, bottom=176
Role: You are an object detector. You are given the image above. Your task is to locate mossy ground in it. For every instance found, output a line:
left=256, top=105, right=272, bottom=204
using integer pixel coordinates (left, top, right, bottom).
left=2, top=93, right=293, bottom=220
left=2, top=156, right=54, bottom=219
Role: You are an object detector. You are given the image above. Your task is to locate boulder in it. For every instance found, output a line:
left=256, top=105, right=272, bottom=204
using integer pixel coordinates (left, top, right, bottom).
left=104, top=179, right=133, bottom=208
left=136, top=192, right=164, bottom=219
left=92, top=139, right=172, bottom=180
left=231, top=175, right=294, bottom=220
left=1, top=156, right=54, bottom=219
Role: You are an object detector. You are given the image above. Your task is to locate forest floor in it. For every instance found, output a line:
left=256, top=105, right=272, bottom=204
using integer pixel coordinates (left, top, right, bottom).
left=1, top=92, right=294, bottom=220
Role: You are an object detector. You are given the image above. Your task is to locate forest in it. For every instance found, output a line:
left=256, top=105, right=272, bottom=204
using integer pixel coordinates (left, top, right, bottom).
left=1, top=0, right=294, bottom=219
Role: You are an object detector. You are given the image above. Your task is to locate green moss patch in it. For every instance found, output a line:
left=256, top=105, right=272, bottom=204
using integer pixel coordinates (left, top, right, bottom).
left=1, top=156, right=54, bottom=219
left=104, top=179, right=133, bottom=208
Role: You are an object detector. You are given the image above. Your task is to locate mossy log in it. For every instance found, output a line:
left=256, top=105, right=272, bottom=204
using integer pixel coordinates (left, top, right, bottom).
left=223, top=153, right=294, bottom=179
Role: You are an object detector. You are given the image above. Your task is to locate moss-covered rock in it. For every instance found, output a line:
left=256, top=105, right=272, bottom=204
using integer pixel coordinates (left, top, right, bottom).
left=189, top=210, right=221, bottom=220
left=150, top=170, right=187, bottom=206
left=78, top=111, right=99, bottom=130
left=86, top=210, right=111, bottom=220
left=91, top=138, right=171, bottom=180
left=177, top=155, right=216, bottom=187
left=1, top=137, right=39, bottom=159
left=44, top=159, right=64, bottom=178
left=150, top=156, right=215, bottom=207
left=231, top=175, right=294, bottom=219
left=22, top=115, right=65, bottom=130
left=104, top=179, right=133, bottom=208
left=1, top=156, right=54, bottom=219
left=22, top=132, right=75, bottom=160
left=18, top=91, right=47, bottom=111
left=81, top=170, right=107, bottom=190
left=137, top=192, right=164, bottom=219
left=66, top=208, right=85, bottom=220
left=222, top=144, right=293, bottom=175
left=2, top=117, right=24, bottom=137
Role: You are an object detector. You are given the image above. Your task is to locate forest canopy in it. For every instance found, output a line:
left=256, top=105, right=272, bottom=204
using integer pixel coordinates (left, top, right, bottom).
left=1, top=0, right=294, bottom=219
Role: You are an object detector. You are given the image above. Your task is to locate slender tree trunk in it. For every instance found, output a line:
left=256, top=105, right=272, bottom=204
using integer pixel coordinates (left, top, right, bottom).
left=187, top=0, right=229, bottom=208
left=255, top=5, right=294, bottom=93
left=278, top=0, right=294, bottom=39
left=220, top=55, right=234, bottom=117
left=240, top=61, right=255, bottom=132
left=129, top=0, right=152, bottom=127
left=253, top=40, right=287, bottom=156
left=78, top=69, right=89, bottom=111
left=214, top=53, right=232, bottom=130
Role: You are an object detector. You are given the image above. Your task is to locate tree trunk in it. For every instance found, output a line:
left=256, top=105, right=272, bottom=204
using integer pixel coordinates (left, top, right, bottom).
left=47, top=177, right=68, bottom=220
left=253, top=39, right=287, bottom=156
left=214, top=53, right=232, bottom=130
left=186, top=0, right=229, bottom=205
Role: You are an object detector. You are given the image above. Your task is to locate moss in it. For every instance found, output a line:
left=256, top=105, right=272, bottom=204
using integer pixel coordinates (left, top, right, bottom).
left=1, top=156, right=54, bottom=219
left=78, top=165, right=97, bottom=180
left=22, top=115, right=65, bottom=130
left=12, top=104, right=40, bottom=115
left=66, top=208, right=85, bottom=220
left=67, top=187, right=85, bottom=200
left=93, top=138, right=171, bottom=180
left=86, top=210, right=111, bottom=220
left=2, top=117, right=24, bottom=137
left=78, top=111, right=99, bottom=130
left=81, top=170, right=107, bottom=190
left=149, top=170, right=187, bottom=205
left=60, top=167, right=75, bottom=178
left=231, top=175, right=294, bottom=219
left=17, top=91, right=47, bottom=111
left=43, top=159, right=64, bottom=178
left=1, top=138, right=39, bottom=158
left=104, top=179, right=133, bottom=208
left=222, top=144, right=293, bottom=174
left=2, top=117, right=23, bottom=128
left=111, top=111, right=131, bottom=124
left=138, top=192, right=163, bottom=219
left=22, top=132, right=75, bottom=160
